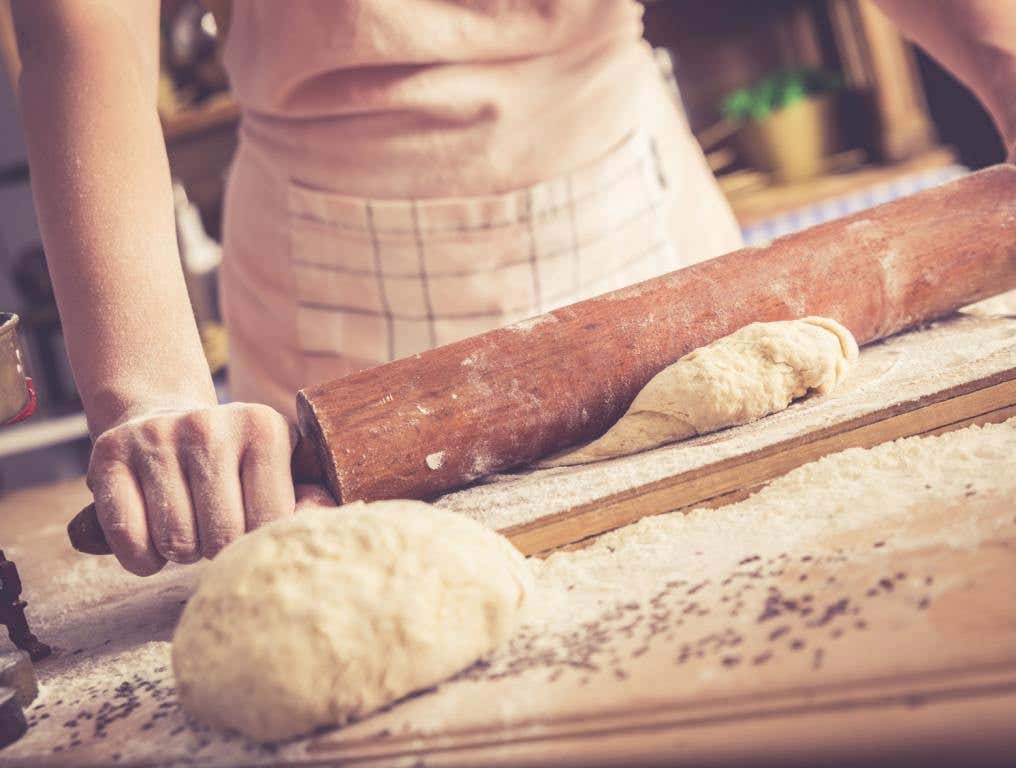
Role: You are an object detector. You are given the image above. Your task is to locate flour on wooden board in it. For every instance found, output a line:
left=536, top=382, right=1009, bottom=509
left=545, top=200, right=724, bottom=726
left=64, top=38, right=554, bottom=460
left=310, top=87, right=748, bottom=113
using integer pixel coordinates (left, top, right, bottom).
left=9, top=294, right=1015, bottom=763
left=486, top=418, right=1016, bottom=656
left=540, top=417, right=1015, bottom=585
left=10, top=417, right=1015, bottom=765
left=437, top=309, right=1016, bottom=531
left=334, top=417, right=1016, bottom=739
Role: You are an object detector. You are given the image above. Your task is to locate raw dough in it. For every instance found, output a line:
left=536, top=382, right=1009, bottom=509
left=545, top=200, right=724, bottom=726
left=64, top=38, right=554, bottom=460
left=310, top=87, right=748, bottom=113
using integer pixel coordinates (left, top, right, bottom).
left=172, top=500, right=532, bottom=741
left=542, top=316, right=858, bottom=467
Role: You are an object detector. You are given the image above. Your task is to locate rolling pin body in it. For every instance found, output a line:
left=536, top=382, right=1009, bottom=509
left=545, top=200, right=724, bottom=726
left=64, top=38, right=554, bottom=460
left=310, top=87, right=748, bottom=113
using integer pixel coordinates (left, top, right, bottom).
left=69, top=166, right=1016, bottom=554
left=299, top=166, right=1016, bottom=504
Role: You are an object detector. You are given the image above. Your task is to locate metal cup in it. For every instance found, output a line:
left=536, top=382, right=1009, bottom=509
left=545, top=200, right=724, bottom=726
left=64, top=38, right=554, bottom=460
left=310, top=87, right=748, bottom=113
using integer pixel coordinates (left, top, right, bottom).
left=0, top=314, right=35, bottom=425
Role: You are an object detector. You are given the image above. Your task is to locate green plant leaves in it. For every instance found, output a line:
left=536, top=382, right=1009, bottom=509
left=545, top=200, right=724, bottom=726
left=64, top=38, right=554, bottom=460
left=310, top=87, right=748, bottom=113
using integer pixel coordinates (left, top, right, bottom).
left=722, top=68, right=842, bottom=122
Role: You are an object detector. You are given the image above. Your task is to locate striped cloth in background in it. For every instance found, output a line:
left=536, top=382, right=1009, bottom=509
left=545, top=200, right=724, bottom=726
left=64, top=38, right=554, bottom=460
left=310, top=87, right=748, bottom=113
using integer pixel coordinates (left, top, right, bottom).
left=740, top=164, right=969, bottom=246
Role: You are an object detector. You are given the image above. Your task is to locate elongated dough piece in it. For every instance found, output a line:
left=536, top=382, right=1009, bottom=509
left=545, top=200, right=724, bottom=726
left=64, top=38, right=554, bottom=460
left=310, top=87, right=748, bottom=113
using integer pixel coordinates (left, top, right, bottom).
left=540, top=317, right=858, bottom=468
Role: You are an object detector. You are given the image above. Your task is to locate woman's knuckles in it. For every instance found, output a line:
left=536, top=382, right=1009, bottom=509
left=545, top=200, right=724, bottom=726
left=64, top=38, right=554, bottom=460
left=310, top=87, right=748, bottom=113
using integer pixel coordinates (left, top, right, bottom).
left=87, top=432, right=130, bottom=476
left=95, top=402, right=289, bottom=456
left=239, top=403, right=290, bottom=443
left=136, top=416, right=167, bottom=442
left=174, top=411, right=213, bottom=441
left=87, top=403, right=293, bottom=567
left=178, top=429, right=233, bottom=471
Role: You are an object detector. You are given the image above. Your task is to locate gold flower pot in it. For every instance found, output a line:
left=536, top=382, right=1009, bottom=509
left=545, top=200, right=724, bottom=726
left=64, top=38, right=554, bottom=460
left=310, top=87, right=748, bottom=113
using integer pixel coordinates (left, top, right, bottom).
left=0, top=314, right=35, bottom=425
left=737, top=94, right=838, bottom=183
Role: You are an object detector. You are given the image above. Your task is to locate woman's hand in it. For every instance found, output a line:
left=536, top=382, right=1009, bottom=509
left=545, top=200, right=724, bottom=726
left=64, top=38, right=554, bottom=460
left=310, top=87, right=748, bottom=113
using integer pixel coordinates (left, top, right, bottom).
left=10, top=1, right=289, bottom=575
left=86, top=402, right=296, bottom=575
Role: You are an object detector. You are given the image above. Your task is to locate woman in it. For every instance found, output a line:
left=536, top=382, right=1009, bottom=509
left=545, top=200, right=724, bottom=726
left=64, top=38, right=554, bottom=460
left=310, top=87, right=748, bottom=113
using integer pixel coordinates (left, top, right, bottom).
left=8, top=1, right=1015, bottom=575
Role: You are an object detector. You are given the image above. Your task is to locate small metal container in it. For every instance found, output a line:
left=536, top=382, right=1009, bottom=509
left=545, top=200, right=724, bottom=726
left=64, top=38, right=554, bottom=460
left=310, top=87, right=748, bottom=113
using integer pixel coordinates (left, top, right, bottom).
left=0, top=314, right=35, bottom=425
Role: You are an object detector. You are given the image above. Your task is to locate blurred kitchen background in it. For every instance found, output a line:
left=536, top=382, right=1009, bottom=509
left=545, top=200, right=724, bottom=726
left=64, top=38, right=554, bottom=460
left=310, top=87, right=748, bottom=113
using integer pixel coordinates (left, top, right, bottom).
left=0, top=0, right=1006, bottom=492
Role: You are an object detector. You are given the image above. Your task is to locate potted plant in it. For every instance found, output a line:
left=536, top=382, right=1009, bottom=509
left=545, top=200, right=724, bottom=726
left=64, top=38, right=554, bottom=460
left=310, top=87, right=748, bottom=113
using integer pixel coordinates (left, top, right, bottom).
left=723, top=68, right=842, bottom=183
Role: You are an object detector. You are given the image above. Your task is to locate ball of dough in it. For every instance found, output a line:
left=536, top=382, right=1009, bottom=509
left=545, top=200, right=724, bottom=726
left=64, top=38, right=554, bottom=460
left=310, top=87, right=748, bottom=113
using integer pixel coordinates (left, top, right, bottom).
left=172, top=500, right=532, bottom=741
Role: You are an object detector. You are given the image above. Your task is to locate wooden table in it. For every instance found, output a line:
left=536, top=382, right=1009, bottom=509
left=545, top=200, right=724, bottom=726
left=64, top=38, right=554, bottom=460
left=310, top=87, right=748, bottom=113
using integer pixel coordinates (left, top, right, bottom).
left=0, top=305, right=1014, bottom=767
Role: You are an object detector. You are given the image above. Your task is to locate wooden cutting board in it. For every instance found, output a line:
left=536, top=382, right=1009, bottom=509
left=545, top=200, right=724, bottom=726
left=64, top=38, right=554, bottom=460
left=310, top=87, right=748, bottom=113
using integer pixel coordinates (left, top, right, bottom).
left=305, top=424, right=1016, bottom=767
left=434, top=310, right=1016, bottom=555
left=0, top=306, right=1014, bottom=767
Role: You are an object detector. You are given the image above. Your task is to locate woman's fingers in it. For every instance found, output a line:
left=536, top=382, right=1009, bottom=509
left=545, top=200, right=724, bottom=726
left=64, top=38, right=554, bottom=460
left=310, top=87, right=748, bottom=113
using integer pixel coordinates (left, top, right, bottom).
left=132, top=438, right=201, bottom=565
left=239, top=405, right=296, bottom=531
left=182, top=453, right=245, bottom=561
left=87, top=403, right=297, bottom=574
left=87, top=457, right=166, bottom=576
left=175, top=408, right=246, bottom=560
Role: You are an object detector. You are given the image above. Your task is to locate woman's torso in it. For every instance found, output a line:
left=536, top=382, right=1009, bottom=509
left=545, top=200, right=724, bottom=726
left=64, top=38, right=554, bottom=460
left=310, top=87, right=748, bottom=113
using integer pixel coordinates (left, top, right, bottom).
left=223, top=0, right=653, bottom=197
left=218, top=1, right=743, bottom=416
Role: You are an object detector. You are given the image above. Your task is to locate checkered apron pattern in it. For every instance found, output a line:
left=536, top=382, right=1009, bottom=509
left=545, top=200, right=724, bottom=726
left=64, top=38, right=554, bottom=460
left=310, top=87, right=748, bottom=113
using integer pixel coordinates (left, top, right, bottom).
left=285, top=131, right=677, bottom=369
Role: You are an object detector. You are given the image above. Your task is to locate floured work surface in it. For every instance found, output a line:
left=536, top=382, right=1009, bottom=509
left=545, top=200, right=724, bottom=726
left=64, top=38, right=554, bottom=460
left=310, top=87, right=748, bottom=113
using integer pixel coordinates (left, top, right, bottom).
left=3, top=417, right=1014, bottom=767
left=0, top=305, right=1014, bottom=767
left=436, top=310, right=1016, bottom=554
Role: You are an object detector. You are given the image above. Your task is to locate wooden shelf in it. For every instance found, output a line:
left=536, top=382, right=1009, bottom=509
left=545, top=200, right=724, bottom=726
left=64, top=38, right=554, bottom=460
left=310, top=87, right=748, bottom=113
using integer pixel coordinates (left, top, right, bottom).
left=724, top=146, right=958, bottom=226
left=159, top=95, right=238, bottom=143
left=159, top=94, right=240, bottom=239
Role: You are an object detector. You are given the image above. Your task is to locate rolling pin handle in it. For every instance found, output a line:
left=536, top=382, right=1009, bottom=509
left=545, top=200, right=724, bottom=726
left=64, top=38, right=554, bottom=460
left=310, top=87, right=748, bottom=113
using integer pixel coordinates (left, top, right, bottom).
left=290, top=435, right=324, bottom=484
left=67, top=436, right=325, bottom=555
left=67, top=504, right=111, bottom=556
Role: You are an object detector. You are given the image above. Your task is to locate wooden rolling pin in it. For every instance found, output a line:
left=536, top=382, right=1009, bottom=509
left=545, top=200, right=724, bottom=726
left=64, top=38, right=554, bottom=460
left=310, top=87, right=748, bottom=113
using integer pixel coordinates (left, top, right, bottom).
left=69, top=165, right=1016, bottom=555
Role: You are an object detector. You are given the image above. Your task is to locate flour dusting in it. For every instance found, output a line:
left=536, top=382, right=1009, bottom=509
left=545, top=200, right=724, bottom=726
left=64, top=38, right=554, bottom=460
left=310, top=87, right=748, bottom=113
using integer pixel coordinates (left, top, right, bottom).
left=437, top=312, right=1016, bottom=532
left=7, top=299, right=1015, bottom=765
left=9, top=419, right=1015, bottom=765
left=487, top=418, right=1016, bottom=673
left=507, top=315, right=558, bottom=332
left=328, top=416, right=1016, bottom=745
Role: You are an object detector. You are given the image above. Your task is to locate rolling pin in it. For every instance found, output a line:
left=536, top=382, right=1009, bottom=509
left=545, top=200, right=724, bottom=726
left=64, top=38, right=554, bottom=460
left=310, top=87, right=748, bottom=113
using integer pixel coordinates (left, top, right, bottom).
left=69, top=165, right=1016, bottom=555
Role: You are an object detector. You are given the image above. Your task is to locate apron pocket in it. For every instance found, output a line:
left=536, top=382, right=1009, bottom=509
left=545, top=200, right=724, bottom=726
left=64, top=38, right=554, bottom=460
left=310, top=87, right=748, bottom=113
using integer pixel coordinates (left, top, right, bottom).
left=286, top=131, right=674, bottom=365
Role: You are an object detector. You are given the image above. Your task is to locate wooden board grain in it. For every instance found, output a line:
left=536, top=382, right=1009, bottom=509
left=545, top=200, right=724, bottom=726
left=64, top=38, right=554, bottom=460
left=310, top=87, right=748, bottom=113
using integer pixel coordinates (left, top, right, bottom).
left=306, top=662, right=1016, bottom=767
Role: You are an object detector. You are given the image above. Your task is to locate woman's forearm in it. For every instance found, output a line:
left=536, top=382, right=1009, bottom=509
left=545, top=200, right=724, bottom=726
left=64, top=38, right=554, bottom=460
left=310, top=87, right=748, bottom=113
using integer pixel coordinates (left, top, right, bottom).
left=12, top=0, right=214, bottom=435
left=873, top=0, right=1016, bottom=153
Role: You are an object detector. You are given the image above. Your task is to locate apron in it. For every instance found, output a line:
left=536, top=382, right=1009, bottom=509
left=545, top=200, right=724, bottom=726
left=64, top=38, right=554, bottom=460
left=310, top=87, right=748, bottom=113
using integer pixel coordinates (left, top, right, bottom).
left=221, top=61, right=743, bottom=419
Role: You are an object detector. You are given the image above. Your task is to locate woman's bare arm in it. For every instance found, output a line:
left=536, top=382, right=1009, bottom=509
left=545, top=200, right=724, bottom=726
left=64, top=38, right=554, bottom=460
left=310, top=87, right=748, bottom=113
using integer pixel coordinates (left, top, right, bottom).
left=873, top=0, right=1016, bottom=157
left=11, top=0, right=295, bottom=574
left=13, top=0, right=212, bottom=427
